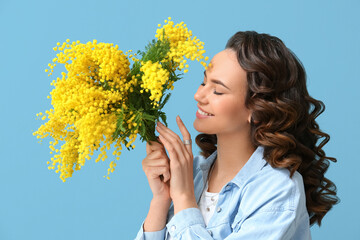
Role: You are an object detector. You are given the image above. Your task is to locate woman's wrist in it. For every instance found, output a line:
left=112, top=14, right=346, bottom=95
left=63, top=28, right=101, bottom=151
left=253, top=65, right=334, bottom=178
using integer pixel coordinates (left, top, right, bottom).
left=173, top=196, right=198, bottom=215
left=151, top=195, right=172, bottom=205
left=143, top=197, right=172, bottom=232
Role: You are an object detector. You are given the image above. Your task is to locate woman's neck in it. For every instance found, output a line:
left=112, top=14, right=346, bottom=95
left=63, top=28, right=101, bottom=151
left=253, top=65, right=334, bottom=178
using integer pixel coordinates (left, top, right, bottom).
left=212, top=128, right=256, bottom=179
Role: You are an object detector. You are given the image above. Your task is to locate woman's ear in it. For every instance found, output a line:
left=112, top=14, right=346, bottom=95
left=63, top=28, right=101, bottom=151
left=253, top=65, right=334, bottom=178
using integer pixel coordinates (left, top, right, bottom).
left=247, top=110, right=259, bottom=125
left=247, top=110, right=252, bottom=124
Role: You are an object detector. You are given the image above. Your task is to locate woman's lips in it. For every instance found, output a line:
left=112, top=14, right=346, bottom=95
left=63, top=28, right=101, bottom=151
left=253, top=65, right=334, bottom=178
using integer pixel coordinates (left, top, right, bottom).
left=197, top=105, right=214, bottom=115
left=196, top=109, right=214, bottom=119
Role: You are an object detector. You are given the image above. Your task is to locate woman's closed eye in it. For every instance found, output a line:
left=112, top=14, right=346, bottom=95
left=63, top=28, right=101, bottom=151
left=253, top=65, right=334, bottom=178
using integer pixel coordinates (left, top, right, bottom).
left=200, top=82, right=224, bottom=95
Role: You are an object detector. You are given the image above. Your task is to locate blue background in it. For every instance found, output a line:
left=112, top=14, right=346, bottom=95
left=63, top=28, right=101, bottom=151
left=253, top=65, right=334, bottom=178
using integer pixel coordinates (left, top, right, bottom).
left=0, top=0, right=358, bottom=239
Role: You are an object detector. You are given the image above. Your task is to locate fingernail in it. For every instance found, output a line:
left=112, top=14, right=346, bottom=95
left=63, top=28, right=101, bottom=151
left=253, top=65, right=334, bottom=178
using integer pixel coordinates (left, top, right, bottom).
left=177, top=115, right=181, bottom=121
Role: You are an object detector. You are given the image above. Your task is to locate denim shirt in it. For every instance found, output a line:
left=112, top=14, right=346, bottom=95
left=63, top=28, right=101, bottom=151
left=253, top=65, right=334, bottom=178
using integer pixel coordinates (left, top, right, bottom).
left=135, top=146, right=311, bottom=240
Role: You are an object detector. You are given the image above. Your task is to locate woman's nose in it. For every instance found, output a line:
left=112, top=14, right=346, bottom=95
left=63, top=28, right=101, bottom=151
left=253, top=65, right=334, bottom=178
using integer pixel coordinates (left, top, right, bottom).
left=194, top=85, right=208, bottom=103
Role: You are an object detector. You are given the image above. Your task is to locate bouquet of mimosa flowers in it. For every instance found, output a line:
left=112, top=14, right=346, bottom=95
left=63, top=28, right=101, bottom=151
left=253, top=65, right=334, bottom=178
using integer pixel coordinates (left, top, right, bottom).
left=33, top=17, right=211, bottom=182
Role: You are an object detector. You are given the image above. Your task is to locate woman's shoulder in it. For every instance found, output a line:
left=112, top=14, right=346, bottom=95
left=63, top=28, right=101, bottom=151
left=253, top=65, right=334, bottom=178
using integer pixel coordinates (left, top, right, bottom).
left=241, top=164, right=307, bottom=213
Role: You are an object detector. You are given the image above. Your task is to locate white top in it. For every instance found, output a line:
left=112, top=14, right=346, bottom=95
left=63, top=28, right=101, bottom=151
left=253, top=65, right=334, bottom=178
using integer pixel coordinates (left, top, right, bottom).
left=167, top=180, right=219, bottom=239
left=198, top=179, right=220, bottom=226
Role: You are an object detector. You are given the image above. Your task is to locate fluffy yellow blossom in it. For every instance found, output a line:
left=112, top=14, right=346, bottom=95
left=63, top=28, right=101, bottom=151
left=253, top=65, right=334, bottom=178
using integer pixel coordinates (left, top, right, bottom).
left=140, top=60, right=170, bottom=107
left=155, top=18, right=210, bottom=71
left=34, top=17, right=210, bottom=182
left=33, top=39, right=136, bottom=181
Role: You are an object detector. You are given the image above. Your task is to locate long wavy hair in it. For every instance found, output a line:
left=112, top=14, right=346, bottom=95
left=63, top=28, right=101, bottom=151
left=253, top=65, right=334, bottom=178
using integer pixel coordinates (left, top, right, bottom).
left=195, top=31, right=339, bottom=226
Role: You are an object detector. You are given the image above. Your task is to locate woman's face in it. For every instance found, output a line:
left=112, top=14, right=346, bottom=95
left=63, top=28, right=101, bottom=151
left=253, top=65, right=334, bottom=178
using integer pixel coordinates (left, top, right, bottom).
left=193, top=49, right=251, bottom=135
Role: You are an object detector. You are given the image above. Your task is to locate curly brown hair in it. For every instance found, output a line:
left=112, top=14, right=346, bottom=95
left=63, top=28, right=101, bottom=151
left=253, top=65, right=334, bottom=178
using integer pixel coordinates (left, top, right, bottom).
left=195, top=31, right=339, bottom=226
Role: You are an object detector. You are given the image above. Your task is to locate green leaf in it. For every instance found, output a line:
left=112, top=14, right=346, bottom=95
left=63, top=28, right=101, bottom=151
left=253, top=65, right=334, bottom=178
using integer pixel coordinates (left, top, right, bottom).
left=159, top=93, right=171, bottom=109
left=142, top=112, right=157, bottom=121
left=159, top=112, right=168, bottom=127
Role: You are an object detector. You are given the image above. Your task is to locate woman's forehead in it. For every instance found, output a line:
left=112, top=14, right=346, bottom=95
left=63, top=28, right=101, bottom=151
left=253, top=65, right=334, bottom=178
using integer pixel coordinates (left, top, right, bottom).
left=207, top=49, right=247, bottom=89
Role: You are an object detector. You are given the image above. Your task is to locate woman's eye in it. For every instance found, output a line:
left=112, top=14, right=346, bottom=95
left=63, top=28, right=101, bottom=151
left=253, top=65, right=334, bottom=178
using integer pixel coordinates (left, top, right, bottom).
left=200, top=82, right=223, bottom=95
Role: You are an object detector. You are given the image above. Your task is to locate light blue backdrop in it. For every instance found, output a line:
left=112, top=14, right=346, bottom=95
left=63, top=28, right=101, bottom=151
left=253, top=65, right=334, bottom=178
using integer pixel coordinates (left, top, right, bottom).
left=0, top=0, right=358, bottom=239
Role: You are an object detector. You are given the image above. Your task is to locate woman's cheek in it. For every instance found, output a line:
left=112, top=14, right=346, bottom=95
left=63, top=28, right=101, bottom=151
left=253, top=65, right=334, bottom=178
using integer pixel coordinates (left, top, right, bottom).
left=221, top=98, right=249, bottom=128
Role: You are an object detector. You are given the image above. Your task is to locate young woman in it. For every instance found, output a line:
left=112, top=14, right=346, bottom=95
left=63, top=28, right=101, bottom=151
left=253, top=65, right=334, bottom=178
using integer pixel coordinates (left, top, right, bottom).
left=135, top=31, right=339, bottom=239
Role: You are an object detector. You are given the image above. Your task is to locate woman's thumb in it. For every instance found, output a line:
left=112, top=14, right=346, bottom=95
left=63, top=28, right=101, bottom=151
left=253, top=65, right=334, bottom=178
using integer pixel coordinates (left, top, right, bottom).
left=146, top=141, right=154, bottom=155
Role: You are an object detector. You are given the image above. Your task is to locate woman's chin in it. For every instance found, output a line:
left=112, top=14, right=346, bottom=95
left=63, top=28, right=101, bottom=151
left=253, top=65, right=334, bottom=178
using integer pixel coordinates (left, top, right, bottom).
left=193, top=120, right=215, bottom=135
left=193, top=120, right=202, bottom=132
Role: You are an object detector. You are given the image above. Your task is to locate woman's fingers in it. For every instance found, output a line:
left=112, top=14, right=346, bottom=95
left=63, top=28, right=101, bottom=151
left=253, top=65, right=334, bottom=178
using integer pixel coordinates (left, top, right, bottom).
left=143, top=148, right=170, bottom=182
left=144, top=160, right=170, bottom=182
left=158, top=133, right=183, bottom=166
left=146, top=166, right=169, bottom=179
left=146, top=139, right=165, bottom=155
left=176, top=116, right=193, bottom=157
left=156, top=121, right=192, bottom=164
left=162, top=170, right=171, bottom=182
left=145, top=116, right=193, bottom=185
left=143, top=150, right=168, bottom=166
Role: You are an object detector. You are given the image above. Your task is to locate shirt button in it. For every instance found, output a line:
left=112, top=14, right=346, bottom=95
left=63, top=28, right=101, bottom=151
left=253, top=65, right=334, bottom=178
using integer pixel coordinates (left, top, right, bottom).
left=170, top=225, right=176, bottom=232
left=225, top=185, right=231, bottom=191
left=208, top=230, right=213, bottom=236
left=216, top=207, right=222, bottom=213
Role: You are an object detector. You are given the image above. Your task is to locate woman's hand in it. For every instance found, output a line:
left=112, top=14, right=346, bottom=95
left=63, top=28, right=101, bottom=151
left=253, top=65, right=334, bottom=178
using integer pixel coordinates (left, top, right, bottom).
left=142, top=139, right=171, bottom=202
left=156, top=116, right=198, bottom=214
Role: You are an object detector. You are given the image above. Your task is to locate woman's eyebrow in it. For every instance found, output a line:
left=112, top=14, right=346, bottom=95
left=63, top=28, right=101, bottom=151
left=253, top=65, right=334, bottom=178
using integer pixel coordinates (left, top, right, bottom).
left=204, top=70, right=231, bottom=90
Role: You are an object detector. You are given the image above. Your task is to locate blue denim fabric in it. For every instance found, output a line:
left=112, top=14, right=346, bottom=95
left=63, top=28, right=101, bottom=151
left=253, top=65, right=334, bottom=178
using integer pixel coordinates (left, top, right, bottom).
left=135, top=146, right=311, bottom=240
